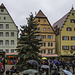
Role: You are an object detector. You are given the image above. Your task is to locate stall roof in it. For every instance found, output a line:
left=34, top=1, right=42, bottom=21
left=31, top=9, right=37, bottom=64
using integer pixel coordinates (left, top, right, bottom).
left=6, top=53, right=18, bottom=55
left=40, top=54, right=58, bottom=57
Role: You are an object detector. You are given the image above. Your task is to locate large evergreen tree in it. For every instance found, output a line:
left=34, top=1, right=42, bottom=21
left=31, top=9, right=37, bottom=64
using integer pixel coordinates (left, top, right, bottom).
left=16, top=13, right=42, bottom=71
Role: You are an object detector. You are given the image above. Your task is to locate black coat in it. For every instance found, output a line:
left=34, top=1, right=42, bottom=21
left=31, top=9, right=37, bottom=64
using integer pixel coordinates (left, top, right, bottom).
left=52, top=70, right=60, bottom=75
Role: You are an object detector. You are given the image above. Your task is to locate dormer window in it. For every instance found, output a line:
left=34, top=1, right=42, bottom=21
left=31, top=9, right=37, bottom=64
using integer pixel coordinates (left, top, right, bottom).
left=67, top=27, right=72, bottom=31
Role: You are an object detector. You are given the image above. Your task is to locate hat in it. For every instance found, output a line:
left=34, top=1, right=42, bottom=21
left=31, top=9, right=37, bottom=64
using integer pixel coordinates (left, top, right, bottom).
left=63, top=70, right=72, bottom=75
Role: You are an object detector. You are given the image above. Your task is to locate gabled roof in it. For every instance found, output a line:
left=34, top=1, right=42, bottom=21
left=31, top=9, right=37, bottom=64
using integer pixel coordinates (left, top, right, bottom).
left=0, top=3, right=18, bottom=30
left=53, top=7, right=75, bottom=31
left=0, top=3, right=5, bottom=9
left=35, top=10, right=55, bottom=33
left=35, top=10, right=47, bottom=18
left=53, top=13, right=69, bottom=30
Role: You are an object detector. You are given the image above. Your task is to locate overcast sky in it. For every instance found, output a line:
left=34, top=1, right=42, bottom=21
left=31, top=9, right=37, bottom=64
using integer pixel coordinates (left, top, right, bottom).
left=0, top=0, right=75, bottom=29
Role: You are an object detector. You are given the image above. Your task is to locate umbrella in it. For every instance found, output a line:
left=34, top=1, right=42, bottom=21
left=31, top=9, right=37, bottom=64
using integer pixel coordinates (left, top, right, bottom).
left=42, top=57, right=47, bottom=60
left=63, top=70, right=72, bottom=75
left=29, top=60, right=39, bottom=66
left=41, top=65, right=49, bottom=69
left=53, top=60, right=60, bottom=65
left=22, top=69, right=38, bottom=74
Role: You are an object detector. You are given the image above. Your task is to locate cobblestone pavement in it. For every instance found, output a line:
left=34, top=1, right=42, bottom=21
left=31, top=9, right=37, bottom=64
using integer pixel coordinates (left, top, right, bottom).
left=4, top=65, right=74, bottom=75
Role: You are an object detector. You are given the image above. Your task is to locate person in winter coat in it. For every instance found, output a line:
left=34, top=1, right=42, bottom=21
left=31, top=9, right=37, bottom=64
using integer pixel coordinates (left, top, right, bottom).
left=10, top=66, right=15, bottom=75
left=50, top=61, right=53, bottom=73
left=71, top=60, right=75, bottom=74
left=52, top=70, right=60, bottom=75
left=55, top=61, right=60, bottom=71
left=61, top=61, right=66, bottom=69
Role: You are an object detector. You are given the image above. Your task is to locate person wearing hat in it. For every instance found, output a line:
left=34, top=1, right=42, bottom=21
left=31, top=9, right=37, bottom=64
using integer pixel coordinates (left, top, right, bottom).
left=63, top=70, right=72, bottom=75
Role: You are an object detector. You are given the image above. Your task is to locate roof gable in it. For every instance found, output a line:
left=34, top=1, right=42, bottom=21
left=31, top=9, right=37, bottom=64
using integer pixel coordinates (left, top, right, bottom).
left=53, top=13, right=69, bottom=30
left=0, top=3, right=5, bottom=9
left=53, top=7, right=75, bottom=35
left=35, top=10, right=47, bottom=18
left=0, top=3, right=18, bottom=30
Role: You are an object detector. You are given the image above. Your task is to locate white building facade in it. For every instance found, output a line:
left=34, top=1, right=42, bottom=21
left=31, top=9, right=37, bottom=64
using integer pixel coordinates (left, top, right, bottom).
left=0, top=4, right=18, bottom=55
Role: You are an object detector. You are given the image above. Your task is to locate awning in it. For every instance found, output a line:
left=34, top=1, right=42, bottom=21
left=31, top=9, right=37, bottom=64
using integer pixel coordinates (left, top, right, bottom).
left=6, top=53, right=18, bottom=55
left=39, top=54, right=58, bottom=57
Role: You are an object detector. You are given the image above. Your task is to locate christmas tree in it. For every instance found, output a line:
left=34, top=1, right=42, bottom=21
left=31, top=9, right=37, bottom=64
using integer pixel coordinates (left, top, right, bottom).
left=16, top=13, right=42, bottom=71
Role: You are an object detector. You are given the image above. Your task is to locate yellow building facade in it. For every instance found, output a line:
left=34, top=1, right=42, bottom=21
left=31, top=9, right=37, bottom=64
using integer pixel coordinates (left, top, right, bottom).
left=53, top=7, right=75, bottom=59
left=35, top=10, right=57, bottom=58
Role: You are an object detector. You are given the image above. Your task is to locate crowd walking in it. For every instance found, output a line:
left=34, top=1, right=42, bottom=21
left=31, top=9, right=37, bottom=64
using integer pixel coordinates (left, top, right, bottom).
left=38, top=59, right=75, bottom=75
left=0, top=58, right=75, bottom=75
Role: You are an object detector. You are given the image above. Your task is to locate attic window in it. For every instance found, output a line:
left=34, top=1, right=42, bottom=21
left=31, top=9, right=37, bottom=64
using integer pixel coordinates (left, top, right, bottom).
left=72, top=13, right=74, bottom=15
left=71, top=19, right=75, bottom=23
left=67, top=27, right=72, bottom=31
left=44, top=20, right=46, bottom=22
left=4, top=17, right=6, bottom=20
left=1, top=9, right=4, bottom=12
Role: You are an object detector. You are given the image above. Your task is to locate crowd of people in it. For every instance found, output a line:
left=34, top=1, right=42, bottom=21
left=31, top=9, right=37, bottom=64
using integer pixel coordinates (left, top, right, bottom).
left=39, top=59, right=75, bottom=75
left=0, top=57, right=75, bottom=75
left=6, top=66, right=19, bottom=75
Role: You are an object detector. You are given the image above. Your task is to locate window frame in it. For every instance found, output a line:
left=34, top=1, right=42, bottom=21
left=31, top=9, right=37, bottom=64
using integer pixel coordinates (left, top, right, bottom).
left=6, top=24, right=9, bottom=29
left=48, top=49, right=53, bottom=54
left=41, top=35, right=46, bottom=39
left=71, top=19, right=75, bottom=23
left=5, top=40, right=9, bottom=45
left=48, top=35, right=53, bottom=39
left=44, top=20, right=46, bottom=22
left=6, top=49, right=9, bottom=53
left=11, top=49, right=14, bottom=53
left=1, top=9, right=4, bottom=12
left=48, top=42, right=53, bottom=47
left=43, top=27, right=46, bottom=31
left=71, top=46, right=75, bottom=50
left=11, top=32, right=14, bottom=37
left=71, top=36, right=75, bottom=40
left=11, top=40, right=14, bottom=45
left=62, top=46, right=69, bottom=50
left=67, top=27, right=72, bottom=31
left=0, top=32, right=3, bottom=37
left=0, top=24, right=3, bottom=29
left=4, top=17, right=6, bottom=20
left=0, top=40, right=3, bottom=45
left=62, top=36, right=69, bottom=40
left=6, top=32, right=9, bottom=37
left=48, top=28, right=50, bottom=31
left=41, top=42, right=46, bottom=47
left=41, top=50, right=46, bottom=54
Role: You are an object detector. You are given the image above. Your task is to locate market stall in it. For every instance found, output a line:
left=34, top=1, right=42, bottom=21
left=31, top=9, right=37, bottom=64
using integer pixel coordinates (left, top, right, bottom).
left=6, top=53, right=18, bottom=64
